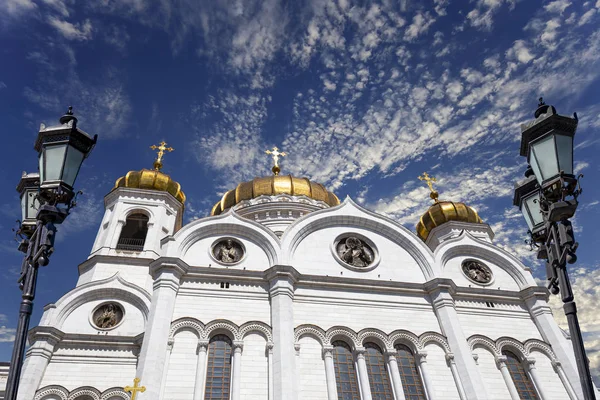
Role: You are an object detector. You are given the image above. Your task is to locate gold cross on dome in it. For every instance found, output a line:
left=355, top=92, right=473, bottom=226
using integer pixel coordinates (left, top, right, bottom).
left=265, top=146, right=287, bottom=175
left=418, top=172, right=439, bottom=202
left=124, top=377, right=146, bottom=400
left=150, top=141, right=174, bottom=171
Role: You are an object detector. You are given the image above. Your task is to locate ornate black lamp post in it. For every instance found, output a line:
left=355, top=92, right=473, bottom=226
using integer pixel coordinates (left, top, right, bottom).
left=513, top=99, right=596, bottom=400
left=4, top=107, right=97, bottom=400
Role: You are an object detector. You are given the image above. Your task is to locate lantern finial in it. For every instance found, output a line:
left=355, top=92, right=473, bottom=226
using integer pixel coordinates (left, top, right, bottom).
left=59, top=106, right=77, bottom=126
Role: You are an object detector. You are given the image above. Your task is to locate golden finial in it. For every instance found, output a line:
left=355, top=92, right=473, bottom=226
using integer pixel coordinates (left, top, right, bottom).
left=124, top=377, right=146, bottom=400
left=150, top=141, right=174, bottom=171
left=265, top=146, right=287, bottom=176
left=418, top=172, right=439, bottom=202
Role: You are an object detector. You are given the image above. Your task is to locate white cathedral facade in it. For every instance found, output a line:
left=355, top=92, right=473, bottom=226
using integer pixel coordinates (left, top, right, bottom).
left=11, top=144, right=590, bottom=400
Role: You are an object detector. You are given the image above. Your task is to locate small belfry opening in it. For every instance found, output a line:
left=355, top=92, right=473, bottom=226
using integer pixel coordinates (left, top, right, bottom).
left=116, top=213, right=149, bottom=251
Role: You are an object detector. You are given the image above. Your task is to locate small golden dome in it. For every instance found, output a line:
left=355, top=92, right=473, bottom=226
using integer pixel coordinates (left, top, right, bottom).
left=416, top=200, right=483, bottom=241
left=211, top=174, right=339, bottom=216
left=114, top=169, right=186, bottom=204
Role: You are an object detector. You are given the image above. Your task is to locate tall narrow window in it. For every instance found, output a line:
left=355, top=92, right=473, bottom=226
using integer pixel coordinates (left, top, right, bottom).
left=503, top=351, right=538, bottom=400
left=364, top=343, right=394, bottom=400
left=395, top=344, right=426, bottom=400
left=204, top=334, right=232, bottom=400
left=332, top=340, right=361, bottom=400
left=117, top=213, right=149, bottom=251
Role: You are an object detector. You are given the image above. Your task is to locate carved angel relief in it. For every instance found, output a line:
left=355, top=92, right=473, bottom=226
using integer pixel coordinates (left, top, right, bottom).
left=336, top=236, right=374, bottom=268
left=461, top=259, right=493, bottom=284
left=212, top=238, right=244, bottom=264
left=92, top=302, right=124, bottom=329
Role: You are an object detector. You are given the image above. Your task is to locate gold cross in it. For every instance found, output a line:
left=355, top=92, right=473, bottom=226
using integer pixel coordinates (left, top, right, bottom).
left=265, top=146, right=287, bottom=175
left=418, top=172, right=439, bottom=202
left=150, top=141, right=174, bottom=171
left=124, top=377, right=146, bottom=400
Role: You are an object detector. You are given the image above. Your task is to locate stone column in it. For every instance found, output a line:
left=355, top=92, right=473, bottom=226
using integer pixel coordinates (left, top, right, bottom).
left=193, top=340, right=209, bottom=400
left=522, top=358, right=548, bottom=400
left=109, top=218, right=126, bottom=249
left=323, top=345, right=339, bottom=400
left=137, top=258, right=188, bottom=399
left=266, top=266, right=299, bottom=400
left=445, top=353, right=467, bottom=400
left=355, top=347, right=373, bottom=400
left=523, top=289, right=582, bottom=399
left=552, top=361, right=578, bottom=400
left=416, top=351, right=435, bottom=400
left=267, top=343, right=274, bottom=400
left=231, top=341, right=244, bottom=400
left=16, top=327, right=63, bottom=400
left=495, top=356, right=520, bottom=400
left=426, top=282, right=488, bottom=399
left=159, top=338, right=174, bottom=399
left=385, top=350, right=406, bottom=400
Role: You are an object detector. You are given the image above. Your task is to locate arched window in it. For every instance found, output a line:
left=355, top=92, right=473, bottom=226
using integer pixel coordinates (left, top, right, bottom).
left=332, top=340, right=360, bottom=400
left=395, top=344, right=426, bottom=400
left=204, top=334, right=233, bottom=400
left=117, top=213, right=149, bottom=251
left=503, top=351, right=538, bottom=399
left=364, top=343, right=394, bottom=400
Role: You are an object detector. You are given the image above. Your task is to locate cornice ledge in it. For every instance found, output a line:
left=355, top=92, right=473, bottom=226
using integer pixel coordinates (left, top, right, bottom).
left=264, top=264, right=301, bottom=283
left=423, top=278, right=457, bottom=295
left=149, top=257, right=190, bottom=280
left=519, top=285, right=549, bottom=302
left=78, top=254, right=154, bottom=275
left=28, top=326, right=65, bottom=345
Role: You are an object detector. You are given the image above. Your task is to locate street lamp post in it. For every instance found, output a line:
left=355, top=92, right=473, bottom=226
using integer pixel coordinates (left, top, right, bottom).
left=4, top=107, right=97, bottom=400
left=513, top=99, right=596, bottom=400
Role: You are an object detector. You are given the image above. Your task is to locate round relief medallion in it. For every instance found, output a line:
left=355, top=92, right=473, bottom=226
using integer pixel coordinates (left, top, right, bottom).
left=334, top=235, right=377, bottom=270
left=461, top=259, right=493, bottom=285
left=211, top=238, right=245, bottom=265
left=91, top=302, right=124, bottom=330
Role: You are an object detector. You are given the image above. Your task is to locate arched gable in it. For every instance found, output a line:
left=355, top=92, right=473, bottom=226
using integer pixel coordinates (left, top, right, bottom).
left=435, top=231, right=537, bottom=290
left=281, top=197, right=435, bottom=280
left=164, top=210, right=281, bottom=266
left=39, top=273, right=151, bottom=335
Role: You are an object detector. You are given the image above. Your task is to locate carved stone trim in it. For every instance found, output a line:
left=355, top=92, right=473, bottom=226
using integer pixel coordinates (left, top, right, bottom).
left=35, top=385, right=69, bottom=400
left=467, top=334, right=559, bottom=362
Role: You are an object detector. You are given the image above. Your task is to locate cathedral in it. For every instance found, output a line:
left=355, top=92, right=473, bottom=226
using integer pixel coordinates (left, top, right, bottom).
left=10, top=121, right=590, bottom=400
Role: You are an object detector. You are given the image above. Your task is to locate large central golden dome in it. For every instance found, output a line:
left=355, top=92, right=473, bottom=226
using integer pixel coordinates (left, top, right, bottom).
left=211, top=174, right=340, bottom=216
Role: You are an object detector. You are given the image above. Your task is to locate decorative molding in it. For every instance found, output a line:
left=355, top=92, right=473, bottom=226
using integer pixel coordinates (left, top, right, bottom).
left=169, top=318, right=273, bottom=343
left=467, top=334, right=559, bottom=362
left=34, top=385, right=69, bottom=400
left=35, top=385, right=131, bottom=400
left=294, top=324, right=452, bottom=356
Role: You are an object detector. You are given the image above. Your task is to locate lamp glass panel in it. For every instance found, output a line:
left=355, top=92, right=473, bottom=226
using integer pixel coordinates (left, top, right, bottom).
left=41, top=144, right=68, bottom=183
left=555, top=134, right=573, bottom=175
left=529, top=153, right=543, bottom=186
left=21, top=194, right=27, bottom=222
left=531, top=135, right=558, bottom=182
left=62, top=146, right=84, bottom=187
left=524, top=192, right=543, bottom=230
left=26, top=190, right=40, bottom=220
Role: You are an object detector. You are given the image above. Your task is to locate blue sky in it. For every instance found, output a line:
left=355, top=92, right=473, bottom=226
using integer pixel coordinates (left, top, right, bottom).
left=1, top=0, right=599, bottom=383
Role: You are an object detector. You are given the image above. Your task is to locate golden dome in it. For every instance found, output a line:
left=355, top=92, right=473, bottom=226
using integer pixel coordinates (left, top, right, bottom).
left=211, top=174, right=339, bottom=216
left=416, top=200, right=483, bottom=241
left=114, top=169, right=186, bottom=204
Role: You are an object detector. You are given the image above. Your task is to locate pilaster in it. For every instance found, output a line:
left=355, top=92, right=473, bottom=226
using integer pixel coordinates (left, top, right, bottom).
left=416, top=351, right=435, bottom=400
left=522, top=288, right=583, bottom=399
left=136, top=257, right=188, bottom=400
left=425, top=281, right=488, bottom=399
left=495, top=356, right=520, bottom=400
left=16, top=327, right=64, bottom=400
left=322, top=346, right=338, bottom=400
left=354, top=347, right=372, bottom=400
left=384, top=350, right=406, bottom=400
left=265, top=265, right=299, bottom=400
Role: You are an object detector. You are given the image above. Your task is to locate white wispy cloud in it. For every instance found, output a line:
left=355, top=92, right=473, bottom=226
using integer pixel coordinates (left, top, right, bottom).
left=47, top=16, right=93, bottom=41
left=1, top=0, right=36, bottom=18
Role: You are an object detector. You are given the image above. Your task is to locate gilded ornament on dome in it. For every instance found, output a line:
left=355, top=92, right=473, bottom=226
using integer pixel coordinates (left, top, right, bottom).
left=461, top=259, right=493, bottom=284
left=336, top=236, right=374, bottom=268
left=212, top=238, right=244, bottom=264
left=92, top=302, right=124, bottom=329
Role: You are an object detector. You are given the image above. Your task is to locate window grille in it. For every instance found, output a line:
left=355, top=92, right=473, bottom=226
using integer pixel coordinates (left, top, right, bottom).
left=395, top=344, right=426, bottom=400
left=204, top=334, right=233, bottom=400
left=116, top=213, right=149, bottom=251
left=503, top=351, right=538, bottom=400
left=332, top=341, right=361, bottom=400
left=364, top=343, right=394, bottom=400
